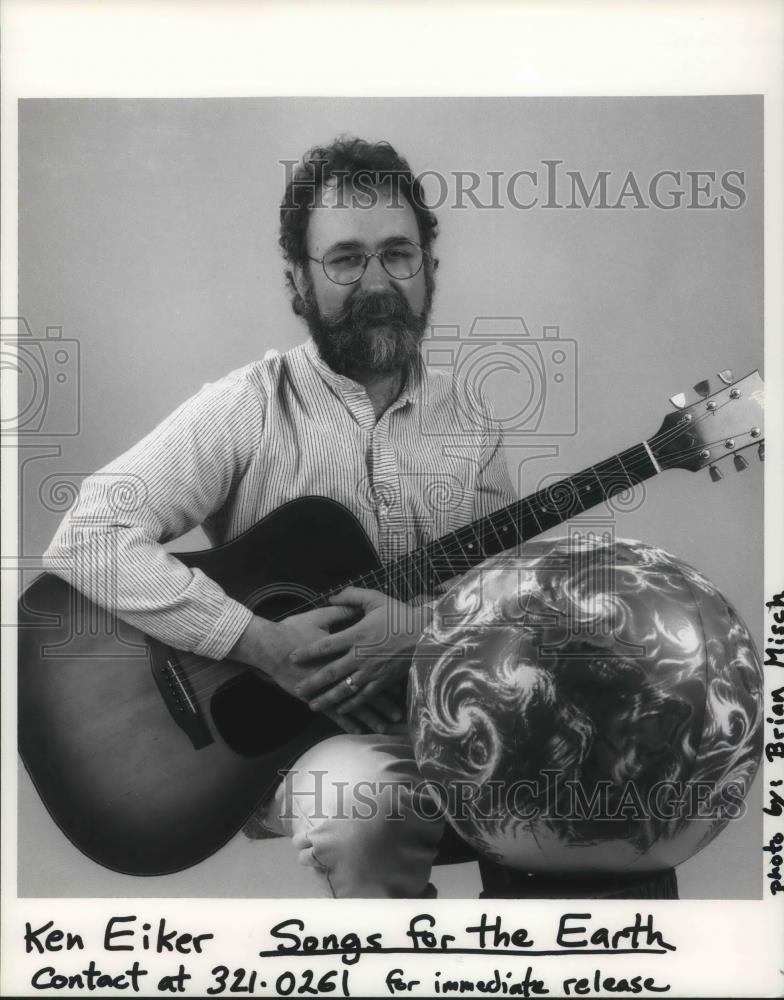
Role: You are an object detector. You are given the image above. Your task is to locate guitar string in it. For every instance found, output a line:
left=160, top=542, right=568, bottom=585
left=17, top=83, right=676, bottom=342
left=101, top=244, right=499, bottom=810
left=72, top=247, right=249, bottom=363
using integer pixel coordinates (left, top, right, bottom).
left=177, top=398, right=752, bottom=701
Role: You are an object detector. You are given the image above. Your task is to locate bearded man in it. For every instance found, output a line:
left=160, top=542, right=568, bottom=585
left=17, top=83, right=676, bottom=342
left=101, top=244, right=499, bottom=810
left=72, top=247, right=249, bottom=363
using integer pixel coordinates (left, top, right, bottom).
left=45, top=137, right=516, bottom=898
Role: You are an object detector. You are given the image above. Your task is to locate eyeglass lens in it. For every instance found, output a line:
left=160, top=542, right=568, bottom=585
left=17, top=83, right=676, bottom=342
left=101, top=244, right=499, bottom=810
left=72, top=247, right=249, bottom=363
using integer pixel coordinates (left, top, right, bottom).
left=322, top=240, right=423, bottom=284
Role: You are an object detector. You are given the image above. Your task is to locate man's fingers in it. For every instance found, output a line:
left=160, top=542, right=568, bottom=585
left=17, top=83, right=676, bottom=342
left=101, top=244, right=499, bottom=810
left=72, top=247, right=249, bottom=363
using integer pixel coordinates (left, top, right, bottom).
left=336, top=681, right=390, bottom=715
left=297, top=654, right=356, bottom=701
left=369, top=691, right=403, bottom=720
left=351, top=704, right=389, bottom=733
left=324, top=708, right=389, bottom=735
left=310, top=604, right=358, bottom=628
left=328, top=587, right=382, bottom=610
left=324, top=710, right=363, bottom=736
left=291, top=629, right=355, bottom=666
left=365, top=690, right=403, bottom=722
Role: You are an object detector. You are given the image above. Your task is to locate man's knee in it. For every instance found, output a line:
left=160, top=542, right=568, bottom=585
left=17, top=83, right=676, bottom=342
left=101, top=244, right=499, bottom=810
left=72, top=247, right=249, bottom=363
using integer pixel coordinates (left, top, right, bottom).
left=299, top=791, right=443, bottom=898
left=273, top=734, right=445, bottom=896
left=277, top=734, right=426, bottom=826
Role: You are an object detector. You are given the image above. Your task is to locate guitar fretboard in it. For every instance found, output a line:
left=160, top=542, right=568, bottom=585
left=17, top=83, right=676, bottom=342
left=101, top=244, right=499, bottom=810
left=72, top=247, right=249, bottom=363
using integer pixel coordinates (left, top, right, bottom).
left=325, top=442, right=659, bottom=603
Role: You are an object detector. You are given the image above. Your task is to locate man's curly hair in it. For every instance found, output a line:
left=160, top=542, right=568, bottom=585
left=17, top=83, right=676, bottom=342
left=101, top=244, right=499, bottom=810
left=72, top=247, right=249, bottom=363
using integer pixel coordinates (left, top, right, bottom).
left=279, top=136, right=438, bottom=315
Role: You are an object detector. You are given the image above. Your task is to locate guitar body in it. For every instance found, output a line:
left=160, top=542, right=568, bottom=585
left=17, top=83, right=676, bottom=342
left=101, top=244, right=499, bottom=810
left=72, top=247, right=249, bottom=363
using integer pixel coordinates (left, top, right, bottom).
left=18, top=497, right=382, bottom=875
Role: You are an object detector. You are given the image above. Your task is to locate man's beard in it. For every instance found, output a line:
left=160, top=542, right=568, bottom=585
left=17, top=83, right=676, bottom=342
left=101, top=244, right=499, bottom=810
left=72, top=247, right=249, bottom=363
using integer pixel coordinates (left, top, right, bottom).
left=301, top=280, right=433, bottom=379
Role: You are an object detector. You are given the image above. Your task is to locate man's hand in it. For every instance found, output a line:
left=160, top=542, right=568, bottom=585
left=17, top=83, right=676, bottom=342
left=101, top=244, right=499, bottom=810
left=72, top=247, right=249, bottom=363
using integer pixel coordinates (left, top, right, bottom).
left=292, top=587, right=432, bottom=715
left=228, top=604, right=403, bottom=734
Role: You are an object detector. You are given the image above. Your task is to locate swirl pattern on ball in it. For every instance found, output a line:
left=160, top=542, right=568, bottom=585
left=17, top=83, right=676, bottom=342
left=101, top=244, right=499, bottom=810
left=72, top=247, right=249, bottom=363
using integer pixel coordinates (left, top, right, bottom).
left=408, top=536, right=763, bottom=874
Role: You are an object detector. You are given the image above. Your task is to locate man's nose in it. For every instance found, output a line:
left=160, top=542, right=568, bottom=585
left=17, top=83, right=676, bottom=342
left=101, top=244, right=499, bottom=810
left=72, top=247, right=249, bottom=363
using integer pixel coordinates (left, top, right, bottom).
left=359, top=253, right=392, bottom=292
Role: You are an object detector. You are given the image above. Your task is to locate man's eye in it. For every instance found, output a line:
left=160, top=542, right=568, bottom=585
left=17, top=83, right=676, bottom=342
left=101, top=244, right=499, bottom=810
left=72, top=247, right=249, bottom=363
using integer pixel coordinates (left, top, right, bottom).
left=387, top=244, right=419, bottom=262
left=329, top=253, right=363, bottom=268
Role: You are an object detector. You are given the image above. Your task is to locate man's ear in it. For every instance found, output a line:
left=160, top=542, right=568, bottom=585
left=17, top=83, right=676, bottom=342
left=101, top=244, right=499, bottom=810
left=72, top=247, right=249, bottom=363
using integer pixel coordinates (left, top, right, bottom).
left=292, top=262, right=310, bottom=300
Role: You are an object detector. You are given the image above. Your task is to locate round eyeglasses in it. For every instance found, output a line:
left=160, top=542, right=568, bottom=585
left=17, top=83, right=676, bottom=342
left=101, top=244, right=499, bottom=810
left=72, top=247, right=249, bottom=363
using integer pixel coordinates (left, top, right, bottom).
left=308, top=239, right=425, bottom=285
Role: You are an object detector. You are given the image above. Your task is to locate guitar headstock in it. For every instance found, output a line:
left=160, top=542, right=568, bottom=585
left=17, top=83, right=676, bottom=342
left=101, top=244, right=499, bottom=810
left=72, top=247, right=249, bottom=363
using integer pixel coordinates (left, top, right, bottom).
left=649, top=370, right=764, bottom=476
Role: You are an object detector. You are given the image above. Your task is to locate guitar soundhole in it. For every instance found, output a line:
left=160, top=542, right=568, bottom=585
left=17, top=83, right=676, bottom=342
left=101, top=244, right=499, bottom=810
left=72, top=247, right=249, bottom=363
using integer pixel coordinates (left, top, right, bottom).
left=210, top=673, right=314, bottom=756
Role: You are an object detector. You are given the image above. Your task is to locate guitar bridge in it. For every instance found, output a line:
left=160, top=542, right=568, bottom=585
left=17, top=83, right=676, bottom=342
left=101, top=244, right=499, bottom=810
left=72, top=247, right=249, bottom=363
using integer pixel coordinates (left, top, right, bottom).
left=150, top=643, right=213, bottom=750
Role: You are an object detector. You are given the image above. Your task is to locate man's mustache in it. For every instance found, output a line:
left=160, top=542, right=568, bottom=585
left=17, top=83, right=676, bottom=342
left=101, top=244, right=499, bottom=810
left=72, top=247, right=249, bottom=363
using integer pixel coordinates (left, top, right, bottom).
left=325, top=290, right=418, bottom=330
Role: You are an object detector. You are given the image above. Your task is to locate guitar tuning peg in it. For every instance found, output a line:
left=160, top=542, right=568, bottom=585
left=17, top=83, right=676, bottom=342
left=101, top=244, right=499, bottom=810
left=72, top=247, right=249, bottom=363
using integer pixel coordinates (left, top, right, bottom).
left=693, top=380, right=711, bottom=398
left=669, top=392, right=687, bottom=409
left=717, top=370, right=733, bottom=385
left=709, top=465, right=722, bottom=482
left=734, top=453, right=748, bottom=472
left=758, top=442, right=765, bottom=462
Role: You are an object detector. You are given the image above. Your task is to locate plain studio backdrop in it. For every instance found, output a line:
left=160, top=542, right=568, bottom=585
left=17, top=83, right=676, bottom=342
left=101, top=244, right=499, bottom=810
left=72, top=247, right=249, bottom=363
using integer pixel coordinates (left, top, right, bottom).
left=16, top=97, right=763, bottom=898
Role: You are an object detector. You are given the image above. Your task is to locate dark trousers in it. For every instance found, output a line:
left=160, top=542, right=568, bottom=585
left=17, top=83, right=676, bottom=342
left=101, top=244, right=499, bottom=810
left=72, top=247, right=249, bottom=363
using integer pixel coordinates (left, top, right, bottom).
left=477, top=859, right=679, bottom=899
left=434, top=824, right=680, bottom=898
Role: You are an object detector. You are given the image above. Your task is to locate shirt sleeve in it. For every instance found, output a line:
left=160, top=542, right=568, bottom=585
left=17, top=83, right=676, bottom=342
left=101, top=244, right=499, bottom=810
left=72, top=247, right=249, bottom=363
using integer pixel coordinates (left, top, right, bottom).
left=43, top=373, right=264, bottom=660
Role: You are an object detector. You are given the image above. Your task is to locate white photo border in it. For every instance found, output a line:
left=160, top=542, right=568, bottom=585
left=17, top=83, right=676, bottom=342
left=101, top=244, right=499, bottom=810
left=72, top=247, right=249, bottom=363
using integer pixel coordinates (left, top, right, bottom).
left=2, top=2, right=782, bottom=997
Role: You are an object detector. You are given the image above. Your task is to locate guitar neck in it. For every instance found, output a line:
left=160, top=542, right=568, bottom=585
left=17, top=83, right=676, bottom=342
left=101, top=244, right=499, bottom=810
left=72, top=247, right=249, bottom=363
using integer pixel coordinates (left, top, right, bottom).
left=334, top=441, right=660, bottom=603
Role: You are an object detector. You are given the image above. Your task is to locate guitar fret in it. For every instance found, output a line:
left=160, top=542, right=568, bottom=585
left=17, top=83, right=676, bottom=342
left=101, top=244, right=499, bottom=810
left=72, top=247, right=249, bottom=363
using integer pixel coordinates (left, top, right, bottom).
left=383, top=560, right=403, bottom=601
left=584, top=467, right=604, bottom=497
left=605, top=453, right=630, bottom=495
left=485, top=514, right=506, bottom=552
left=400, top=557, right=415, bottom=601
left=571, top=474, right=591, bottom=512
left=433, top=541, right=452, bottom=586
left=445, top=541, right=474, bottom=574
left=410, top=550, right=428, bottom=596
left=500, top=507, right=521, bottom=543
left=433, top=536, right=456, bottom=579
left=525, top=499, right=544, bottom=534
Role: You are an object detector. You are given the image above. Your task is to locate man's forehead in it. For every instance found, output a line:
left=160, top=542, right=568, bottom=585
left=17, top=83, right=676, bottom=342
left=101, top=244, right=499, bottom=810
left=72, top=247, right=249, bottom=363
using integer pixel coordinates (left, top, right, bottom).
left=306, top=179, right=420, bottom=252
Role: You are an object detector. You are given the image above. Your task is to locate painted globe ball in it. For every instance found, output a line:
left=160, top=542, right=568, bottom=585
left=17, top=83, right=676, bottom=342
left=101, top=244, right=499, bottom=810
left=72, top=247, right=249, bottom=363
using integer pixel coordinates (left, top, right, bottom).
left=409, top=537, right=763, bottom=874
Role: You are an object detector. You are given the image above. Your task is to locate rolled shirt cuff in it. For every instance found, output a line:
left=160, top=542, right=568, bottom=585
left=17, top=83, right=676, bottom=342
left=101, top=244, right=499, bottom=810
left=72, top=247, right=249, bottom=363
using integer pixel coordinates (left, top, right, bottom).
left=193, top=598, right=255, bottom=661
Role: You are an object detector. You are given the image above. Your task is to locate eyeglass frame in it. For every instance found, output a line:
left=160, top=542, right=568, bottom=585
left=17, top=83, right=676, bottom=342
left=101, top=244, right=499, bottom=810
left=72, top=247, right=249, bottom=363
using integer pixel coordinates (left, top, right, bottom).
left=306, top=238, right=427, bottom=285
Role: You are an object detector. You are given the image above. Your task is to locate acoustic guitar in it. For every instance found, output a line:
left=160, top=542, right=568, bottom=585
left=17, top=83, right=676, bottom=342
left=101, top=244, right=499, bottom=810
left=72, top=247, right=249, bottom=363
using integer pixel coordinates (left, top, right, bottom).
left=17, top=370, right=765, bottom=875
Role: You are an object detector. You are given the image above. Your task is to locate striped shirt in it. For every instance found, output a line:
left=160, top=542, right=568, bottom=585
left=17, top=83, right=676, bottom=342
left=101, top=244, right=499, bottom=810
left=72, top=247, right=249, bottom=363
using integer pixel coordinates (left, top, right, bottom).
left=45, top=338, right=516, bottom=660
